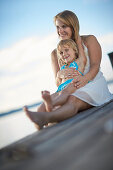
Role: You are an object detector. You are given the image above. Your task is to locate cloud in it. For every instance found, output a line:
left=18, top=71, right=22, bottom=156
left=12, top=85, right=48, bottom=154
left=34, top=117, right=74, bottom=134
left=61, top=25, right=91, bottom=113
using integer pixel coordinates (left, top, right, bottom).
left=0, top=33, right=58, bottom=112
left=0, top=32, right=113, bottom=112
left=98, top=32, right=113, bottom=46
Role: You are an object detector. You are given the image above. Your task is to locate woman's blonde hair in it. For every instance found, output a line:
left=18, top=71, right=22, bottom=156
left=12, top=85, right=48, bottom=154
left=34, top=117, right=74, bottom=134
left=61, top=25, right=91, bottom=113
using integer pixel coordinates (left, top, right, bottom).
left=54, top=10, right=80, bottom=43
left=57, top=39, right=78, bottom=61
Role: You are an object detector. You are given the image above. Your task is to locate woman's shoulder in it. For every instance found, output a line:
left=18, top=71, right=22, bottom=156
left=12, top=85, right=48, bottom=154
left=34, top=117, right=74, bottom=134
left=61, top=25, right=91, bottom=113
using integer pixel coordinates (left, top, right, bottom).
left=51, top=49, right=58, bottom=63
left=81, top=35, right=99, bottom=47
left=81, top=34, right=97, bottom=41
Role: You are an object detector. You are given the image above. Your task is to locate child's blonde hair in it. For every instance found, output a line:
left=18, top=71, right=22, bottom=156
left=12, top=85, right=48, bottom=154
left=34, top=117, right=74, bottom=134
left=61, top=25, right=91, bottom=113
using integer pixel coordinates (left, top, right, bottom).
left=57, top=39, right=78, bottom=61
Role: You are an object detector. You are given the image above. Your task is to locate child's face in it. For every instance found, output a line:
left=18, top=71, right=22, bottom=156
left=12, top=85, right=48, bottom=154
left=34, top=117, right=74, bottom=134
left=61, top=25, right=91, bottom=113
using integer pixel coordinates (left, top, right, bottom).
left=59, top=45, right=76, bottom=64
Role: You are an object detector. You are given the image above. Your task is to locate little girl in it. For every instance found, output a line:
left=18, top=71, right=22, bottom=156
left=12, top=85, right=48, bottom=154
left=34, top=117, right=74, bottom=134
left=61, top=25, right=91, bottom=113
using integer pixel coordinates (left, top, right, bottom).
left=41, top=38, right=87, bottom=112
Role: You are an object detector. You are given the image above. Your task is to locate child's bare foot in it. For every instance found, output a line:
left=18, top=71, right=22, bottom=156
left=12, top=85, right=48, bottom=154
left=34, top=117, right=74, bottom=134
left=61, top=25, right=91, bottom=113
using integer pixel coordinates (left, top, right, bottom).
left=41, top=91, right=53, bottom=112
left=23, top=106, right=48, bottom=130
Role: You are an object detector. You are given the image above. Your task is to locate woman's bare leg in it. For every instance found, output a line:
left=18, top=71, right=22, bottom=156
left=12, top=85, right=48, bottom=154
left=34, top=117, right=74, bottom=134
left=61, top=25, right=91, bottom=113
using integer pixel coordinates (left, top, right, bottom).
left=41, top=90, right=67, bottom=112
left=24, top=96, right=92, bottom=130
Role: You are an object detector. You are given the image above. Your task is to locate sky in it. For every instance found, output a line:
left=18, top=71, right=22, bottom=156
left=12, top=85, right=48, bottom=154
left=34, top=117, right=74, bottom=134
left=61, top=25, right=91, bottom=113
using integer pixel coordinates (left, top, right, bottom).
left=0, top=0, right=113, bottom=49
left=0, top=0, right=113, bottom=112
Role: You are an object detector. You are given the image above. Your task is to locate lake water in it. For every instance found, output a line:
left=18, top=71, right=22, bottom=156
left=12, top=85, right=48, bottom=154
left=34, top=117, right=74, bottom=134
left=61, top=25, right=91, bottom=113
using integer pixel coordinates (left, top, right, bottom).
left=0, top=106, right=38, bottom=149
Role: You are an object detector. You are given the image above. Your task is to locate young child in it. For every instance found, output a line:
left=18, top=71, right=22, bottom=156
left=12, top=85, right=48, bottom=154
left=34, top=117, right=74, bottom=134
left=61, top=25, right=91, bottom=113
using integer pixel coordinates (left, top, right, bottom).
left=41, top=38, right=87, bottom=112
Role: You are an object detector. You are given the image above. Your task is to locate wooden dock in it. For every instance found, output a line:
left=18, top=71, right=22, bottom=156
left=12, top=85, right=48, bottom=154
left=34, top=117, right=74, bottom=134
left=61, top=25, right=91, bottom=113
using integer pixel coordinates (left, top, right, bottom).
left=0, top=100, right=113, bottom=170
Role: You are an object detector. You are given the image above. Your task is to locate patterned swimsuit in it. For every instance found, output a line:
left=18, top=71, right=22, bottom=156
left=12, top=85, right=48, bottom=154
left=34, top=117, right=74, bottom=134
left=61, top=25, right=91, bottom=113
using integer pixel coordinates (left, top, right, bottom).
left=57, top=61, right=83, bottom=92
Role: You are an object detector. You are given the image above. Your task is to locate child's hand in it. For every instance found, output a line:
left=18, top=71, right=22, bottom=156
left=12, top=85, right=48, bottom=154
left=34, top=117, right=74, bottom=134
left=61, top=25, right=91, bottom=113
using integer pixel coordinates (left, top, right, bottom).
left=57, top=68, right=81, bottom=79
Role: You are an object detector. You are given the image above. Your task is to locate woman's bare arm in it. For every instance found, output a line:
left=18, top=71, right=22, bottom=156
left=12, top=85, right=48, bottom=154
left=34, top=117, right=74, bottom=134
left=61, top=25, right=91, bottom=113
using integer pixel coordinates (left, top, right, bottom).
left=72, top=35, right=102, bottom=89
left=84, top=35, right=102, bottom=81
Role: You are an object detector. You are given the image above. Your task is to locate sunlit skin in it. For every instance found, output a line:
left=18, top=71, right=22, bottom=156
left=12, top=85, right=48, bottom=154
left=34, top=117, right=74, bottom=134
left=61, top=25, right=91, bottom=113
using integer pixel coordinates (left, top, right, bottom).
left=54, top=19, right=102, bottom=89
left=56, top=19, right=72, bottom=40
left=23, top=22, right=90, bottom=130
left=54, top=19, right=82, bottom=86
left=23, top=11, right=103, bottom=130
left=59, top=45, right=76, bottom=64
left=23, top=39, right=88, bottom=130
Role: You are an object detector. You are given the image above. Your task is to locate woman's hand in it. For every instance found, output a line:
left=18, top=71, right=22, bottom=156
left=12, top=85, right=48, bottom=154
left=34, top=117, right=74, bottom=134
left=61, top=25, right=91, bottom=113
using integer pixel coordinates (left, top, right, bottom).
left=57, top=68, right=81, bottom=79
left=72, top=75, right=88, bottom=89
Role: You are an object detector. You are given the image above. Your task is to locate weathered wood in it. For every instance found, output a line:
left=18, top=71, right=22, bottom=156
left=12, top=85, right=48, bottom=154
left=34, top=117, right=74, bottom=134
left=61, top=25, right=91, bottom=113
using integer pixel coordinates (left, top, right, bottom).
left=0, top=100, right=113, bottom=170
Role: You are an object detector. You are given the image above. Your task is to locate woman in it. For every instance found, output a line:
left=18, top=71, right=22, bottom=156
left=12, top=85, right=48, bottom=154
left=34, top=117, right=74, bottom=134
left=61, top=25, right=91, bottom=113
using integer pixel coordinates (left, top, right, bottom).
left=24, top=10, right=113, bottom=130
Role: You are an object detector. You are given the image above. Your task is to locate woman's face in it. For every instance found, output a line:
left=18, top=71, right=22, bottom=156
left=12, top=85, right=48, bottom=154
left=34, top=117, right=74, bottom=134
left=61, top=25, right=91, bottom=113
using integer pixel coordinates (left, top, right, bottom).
left=55, top=19, right=72, bottom=40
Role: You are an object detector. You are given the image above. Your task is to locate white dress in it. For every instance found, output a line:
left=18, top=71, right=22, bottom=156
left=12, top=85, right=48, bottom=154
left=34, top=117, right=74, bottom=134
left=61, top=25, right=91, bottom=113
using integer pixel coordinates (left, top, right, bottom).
left=71, top=44, right=113, bottom=106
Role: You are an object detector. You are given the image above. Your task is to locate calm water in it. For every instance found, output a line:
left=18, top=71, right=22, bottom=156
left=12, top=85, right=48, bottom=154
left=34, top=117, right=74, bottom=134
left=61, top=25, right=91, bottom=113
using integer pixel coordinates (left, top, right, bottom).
left=0, top=106, right=38, bottom=149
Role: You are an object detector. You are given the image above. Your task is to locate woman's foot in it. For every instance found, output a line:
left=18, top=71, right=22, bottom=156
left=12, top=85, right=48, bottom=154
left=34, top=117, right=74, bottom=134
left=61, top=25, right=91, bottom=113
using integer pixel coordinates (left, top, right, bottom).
left=23, top=106, right=48, bottom=130
left=41, top=91, right=53, bottom=112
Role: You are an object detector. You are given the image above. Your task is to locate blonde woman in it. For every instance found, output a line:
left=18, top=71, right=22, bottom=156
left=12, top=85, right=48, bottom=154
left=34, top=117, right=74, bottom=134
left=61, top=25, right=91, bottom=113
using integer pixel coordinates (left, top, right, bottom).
left=24, top=10, right=113, bottom=130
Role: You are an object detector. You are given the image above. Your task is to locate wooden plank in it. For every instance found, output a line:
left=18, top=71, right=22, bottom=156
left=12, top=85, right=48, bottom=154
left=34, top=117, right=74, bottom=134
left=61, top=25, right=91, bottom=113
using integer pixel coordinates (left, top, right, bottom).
left=25, top=109, right=113, bottom=170
left=0, top=100, right=113, bottom=170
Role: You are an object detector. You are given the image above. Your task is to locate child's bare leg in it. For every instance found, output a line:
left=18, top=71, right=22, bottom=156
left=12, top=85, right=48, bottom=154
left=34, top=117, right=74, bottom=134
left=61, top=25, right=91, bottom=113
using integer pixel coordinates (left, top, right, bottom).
left=52, top=83, right=77, bottom=107
left=38, top=86, right=75, bottom=128
left=37, top=83, right=76, bottom=114
left=41, top=86, right=74, bottom=112
left=41, top=91, right=53, bottom=112
left=37, top=92, right=59, bottom=112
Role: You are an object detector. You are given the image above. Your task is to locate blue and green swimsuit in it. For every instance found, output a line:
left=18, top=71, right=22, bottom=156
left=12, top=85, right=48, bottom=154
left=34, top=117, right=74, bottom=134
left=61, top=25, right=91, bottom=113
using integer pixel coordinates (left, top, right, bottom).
left=57, top=61, right=83, bottom=92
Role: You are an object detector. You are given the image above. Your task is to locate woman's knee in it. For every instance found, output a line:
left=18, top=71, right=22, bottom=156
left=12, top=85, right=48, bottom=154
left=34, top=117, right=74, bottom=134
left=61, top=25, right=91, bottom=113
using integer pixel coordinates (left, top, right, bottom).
left=67, top=95, right=77, bottom=103
left=67, top=95, right=78, bottom=108
left=37, top=103, right=46, bottom=112
left=67, top=95, right=92, bottom=112
left=66, top=96, right=79, bottom=113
